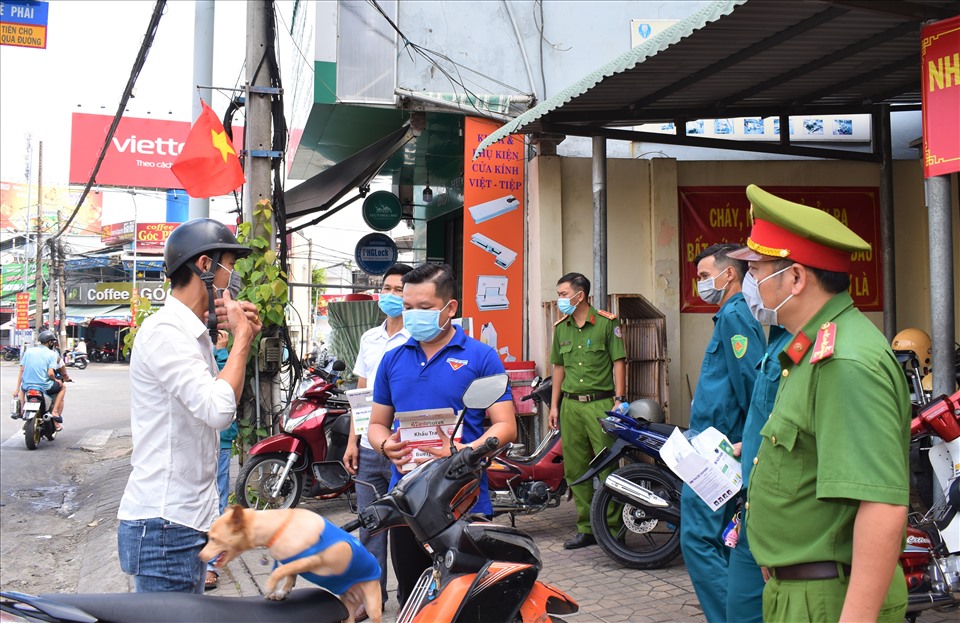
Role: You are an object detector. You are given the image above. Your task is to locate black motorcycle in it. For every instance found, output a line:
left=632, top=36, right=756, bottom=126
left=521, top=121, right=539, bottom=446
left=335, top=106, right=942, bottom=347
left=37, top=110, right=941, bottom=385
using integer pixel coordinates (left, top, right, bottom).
left=17, top=387, right=59, bottom=451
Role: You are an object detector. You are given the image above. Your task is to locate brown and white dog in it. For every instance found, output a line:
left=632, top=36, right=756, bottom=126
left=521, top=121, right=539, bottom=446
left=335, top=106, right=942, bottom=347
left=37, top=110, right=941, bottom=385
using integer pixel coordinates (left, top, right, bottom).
left=199, top=505, right=382, bottom=623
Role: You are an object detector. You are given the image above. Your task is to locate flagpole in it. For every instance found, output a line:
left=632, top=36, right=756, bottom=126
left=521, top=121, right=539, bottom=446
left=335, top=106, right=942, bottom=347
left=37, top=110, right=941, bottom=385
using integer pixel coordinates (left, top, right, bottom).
left=189, top=0, right=215, bottom=220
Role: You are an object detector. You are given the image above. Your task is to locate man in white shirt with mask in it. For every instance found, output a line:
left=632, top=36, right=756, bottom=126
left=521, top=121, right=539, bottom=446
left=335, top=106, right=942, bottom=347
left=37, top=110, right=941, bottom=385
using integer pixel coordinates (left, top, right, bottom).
left=343, top=262, right=412, bottom=620
left=117, top=219, right=261, bottom=593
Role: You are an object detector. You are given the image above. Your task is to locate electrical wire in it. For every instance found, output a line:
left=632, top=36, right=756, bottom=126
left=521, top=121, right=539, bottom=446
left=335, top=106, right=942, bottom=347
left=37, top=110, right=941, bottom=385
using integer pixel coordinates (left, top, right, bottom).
left=55, top=1, right=168, bottom=239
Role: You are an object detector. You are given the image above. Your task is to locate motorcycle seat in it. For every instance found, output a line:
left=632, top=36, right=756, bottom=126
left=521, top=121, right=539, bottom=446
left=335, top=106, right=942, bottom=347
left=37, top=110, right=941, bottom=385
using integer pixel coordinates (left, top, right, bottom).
left=40, top=589, right=347, bottom=623
left=643, top=421, right=686, bottom=437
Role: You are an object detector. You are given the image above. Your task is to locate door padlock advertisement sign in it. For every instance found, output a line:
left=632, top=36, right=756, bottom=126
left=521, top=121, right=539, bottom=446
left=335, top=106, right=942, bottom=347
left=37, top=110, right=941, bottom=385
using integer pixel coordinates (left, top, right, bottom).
left=463, top=117, right=524, bottom=363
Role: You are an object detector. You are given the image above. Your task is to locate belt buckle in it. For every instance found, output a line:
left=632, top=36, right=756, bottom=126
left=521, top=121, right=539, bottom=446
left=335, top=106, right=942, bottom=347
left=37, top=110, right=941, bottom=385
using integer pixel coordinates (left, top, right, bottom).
left=578, top=394, right=590, bottom=402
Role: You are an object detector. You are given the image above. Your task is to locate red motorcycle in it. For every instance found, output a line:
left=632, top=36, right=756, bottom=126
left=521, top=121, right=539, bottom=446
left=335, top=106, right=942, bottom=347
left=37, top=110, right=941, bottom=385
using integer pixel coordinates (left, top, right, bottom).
left=235, top=360, right=353, bottom=510
left=486, top=376, right=567, bottom=523
left=901, top=389, right=960, bottom=622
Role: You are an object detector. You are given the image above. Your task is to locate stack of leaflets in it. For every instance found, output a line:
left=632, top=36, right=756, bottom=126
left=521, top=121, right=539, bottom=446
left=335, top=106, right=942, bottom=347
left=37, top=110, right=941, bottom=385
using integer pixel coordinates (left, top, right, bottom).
left=660, top=426, right=742, bottom=511
left=395, top=407, right=460, bottom=472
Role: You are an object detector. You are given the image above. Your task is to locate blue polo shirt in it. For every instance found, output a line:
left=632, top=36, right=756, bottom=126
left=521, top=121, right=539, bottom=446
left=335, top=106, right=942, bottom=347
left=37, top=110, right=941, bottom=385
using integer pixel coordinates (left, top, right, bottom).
left=689, top=292, right=765, bottom=444
left=19, top=346, right=59, bottom=391
left=373, top=325, right=512, bottom=516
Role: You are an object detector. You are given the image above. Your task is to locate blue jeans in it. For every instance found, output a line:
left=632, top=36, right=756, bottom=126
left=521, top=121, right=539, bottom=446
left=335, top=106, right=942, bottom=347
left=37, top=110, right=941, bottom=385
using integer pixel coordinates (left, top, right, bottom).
left=357, top=445, right=393, bottom=602
left=118, top=518, right=207, bottom=593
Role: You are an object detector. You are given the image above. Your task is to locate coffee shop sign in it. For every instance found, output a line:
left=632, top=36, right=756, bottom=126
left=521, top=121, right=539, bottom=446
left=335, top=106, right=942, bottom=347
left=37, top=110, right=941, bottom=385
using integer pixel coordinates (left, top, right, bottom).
left=71, top=282, right=167, bottom=305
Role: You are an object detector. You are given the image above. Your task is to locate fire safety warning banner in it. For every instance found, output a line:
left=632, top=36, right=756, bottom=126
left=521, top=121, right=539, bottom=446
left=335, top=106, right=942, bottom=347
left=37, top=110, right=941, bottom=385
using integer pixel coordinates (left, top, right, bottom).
left=678, top=186, right=882, bottom=313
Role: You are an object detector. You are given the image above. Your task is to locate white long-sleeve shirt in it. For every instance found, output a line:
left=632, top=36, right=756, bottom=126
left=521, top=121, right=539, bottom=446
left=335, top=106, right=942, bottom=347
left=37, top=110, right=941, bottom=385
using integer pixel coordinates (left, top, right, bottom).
left=118, top=295, right=237, bottom=531
left=352, top=322, right=409, bottom=450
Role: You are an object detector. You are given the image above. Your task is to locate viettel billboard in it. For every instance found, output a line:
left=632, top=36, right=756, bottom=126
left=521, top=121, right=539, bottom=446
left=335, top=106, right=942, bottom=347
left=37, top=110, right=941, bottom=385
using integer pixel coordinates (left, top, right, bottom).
left=69, top=112, right=244, bottom=190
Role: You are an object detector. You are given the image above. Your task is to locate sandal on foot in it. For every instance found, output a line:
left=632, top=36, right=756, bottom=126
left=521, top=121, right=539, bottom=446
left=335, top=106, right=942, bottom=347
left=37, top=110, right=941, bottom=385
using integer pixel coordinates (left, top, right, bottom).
left=204, top=570, right=219, bottom=591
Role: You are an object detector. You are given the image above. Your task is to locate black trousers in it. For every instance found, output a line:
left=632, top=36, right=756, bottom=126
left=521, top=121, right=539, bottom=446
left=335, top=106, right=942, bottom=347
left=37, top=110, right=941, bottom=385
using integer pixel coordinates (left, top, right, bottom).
left=389, top=526, right=432, bottom=607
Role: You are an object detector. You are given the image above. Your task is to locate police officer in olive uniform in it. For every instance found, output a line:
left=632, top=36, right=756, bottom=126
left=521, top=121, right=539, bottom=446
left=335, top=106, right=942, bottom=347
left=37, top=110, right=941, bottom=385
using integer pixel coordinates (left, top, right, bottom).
left=683, top=243, right=765, bottom=623
left=739, top=185, right=910, bottom=623
left=549, top=272, right=626, bottom=549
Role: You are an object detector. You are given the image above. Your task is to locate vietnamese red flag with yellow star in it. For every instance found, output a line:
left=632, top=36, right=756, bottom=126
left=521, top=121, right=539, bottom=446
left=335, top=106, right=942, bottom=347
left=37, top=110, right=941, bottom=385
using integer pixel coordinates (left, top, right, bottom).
left=171, top=101, right=245, bottom=198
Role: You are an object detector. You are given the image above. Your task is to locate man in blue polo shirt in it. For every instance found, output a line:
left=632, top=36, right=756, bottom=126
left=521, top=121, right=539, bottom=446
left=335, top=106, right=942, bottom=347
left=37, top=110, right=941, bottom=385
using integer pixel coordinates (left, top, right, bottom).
left=367, top=263, right=517, bottom=608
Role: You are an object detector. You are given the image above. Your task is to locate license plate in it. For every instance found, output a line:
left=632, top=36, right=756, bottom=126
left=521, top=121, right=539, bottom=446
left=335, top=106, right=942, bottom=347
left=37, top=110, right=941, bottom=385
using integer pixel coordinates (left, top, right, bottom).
left=24, top=402, right=41, bottom=411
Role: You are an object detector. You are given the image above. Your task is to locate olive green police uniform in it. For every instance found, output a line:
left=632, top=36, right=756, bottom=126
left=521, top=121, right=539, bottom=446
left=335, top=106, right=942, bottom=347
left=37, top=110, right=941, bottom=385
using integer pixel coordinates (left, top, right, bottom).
left=551, top=306, right=627, bottom=534
left=733, top=185, right=911, bottom=623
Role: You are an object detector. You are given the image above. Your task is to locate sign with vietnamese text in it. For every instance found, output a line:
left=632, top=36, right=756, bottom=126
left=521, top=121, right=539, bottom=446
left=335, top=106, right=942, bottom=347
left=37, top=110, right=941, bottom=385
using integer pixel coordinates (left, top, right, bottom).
left=15, top=292, right=30, bottom=329
left=463, top=117, right=525, bottom=363
left=67, top=281, right=167, bottom=306
left=136, top=222, right=177, bottom=250
left=0, top=1, right=48, bottom=49
left=678, top=187, right=881, bottom=313
left=921, top=16, right=960, bottom=178
left=101, top=220, right=135, bottom=245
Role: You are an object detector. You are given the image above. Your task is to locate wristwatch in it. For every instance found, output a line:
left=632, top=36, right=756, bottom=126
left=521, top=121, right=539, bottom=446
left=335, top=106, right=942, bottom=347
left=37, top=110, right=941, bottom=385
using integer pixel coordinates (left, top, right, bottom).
left=614, top=395, right=627, bottom=402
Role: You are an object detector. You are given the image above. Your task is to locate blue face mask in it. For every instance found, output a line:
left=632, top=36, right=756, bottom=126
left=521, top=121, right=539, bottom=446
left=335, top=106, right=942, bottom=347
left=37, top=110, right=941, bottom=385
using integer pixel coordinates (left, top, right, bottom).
left=378, top=293, right=404, bottom=318
left=557, top=291, right=580, bottom=316
left=402, top=301, right=451, bottom=343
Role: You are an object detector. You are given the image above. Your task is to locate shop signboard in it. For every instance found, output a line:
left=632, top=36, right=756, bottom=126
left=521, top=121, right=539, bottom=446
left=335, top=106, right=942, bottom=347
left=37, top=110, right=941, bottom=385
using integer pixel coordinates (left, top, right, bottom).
left=102, top=220, right=135, bottom=245
left=70, top=281, right=167, bottom=306
left=463, top=117, right=525, bottom=363
left=921, top=16, right=960, bottom=178
left=362, top=191, right=402, bottom=231
left=354, top=233, right=398, bottom=275
left=136, top=222, right=178, bottom=250
left=678, top=186, right=882, bottom=313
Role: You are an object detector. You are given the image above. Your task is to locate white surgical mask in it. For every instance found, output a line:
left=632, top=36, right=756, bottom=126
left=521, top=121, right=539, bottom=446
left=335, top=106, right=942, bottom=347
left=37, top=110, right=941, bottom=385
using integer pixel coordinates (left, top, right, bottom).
left=216, top=263, right=242, bottom=299
left=697, top=269, right=730, bottom=305
left=743, top=266, right=793, bottom=325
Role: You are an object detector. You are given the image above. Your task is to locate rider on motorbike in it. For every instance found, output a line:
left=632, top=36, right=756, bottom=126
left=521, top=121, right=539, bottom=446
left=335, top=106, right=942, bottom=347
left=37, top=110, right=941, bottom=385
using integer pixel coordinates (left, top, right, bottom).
left=12, top=330, right=67, bottom=428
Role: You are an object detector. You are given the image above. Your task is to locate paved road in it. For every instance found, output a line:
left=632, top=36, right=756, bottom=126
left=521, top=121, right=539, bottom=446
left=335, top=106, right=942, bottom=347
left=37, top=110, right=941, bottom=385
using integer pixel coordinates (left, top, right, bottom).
left=1, top=359, right=954, bottom=623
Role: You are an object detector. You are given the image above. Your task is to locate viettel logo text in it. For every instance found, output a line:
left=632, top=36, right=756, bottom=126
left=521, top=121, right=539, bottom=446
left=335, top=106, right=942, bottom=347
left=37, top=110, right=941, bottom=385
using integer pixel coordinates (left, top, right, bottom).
left=111, top=135, right=185, bottom=157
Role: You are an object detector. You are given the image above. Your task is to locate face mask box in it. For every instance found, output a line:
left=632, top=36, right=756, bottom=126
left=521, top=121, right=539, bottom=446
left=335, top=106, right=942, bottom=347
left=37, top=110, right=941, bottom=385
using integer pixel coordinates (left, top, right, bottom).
left=395, top=407, right=460, bottom=472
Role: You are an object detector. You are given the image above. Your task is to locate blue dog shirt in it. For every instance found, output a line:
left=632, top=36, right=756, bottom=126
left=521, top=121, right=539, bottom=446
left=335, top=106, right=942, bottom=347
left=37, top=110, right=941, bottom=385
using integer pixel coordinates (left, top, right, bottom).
left=276, top=521, right=380, bottom=595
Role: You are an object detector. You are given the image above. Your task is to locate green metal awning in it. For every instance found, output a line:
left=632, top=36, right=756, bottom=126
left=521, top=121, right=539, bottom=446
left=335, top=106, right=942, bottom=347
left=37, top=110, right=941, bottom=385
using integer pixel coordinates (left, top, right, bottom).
left=473, top=0, right=745, bottom=157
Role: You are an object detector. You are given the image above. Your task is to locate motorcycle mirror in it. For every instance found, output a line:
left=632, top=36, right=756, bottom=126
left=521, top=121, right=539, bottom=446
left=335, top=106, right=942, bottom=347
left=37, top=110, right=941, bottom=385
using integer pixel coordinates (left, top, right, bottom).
left=312, top=461, right=352, bottom=491
left=450, top=374, right=509, bottom=455
left=332, top=360, right=346, bottom=372
left=462, top=374, right=508, bottom=410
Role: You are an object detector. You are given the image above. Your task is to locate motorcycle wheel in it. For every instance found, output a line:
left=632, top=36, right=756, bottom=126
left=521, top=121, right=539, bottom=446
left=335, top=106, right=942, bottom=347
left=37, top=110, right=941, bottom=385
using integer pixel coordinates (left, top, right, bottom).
left=3, top=351, right=16, bottom=362
left=590, top=463, right=682, bottom=569
left=235, top=453, right=303, bottom=510
left=24, top=417, right=42, bottom=450
left=76, top=359, right=87, bottom=370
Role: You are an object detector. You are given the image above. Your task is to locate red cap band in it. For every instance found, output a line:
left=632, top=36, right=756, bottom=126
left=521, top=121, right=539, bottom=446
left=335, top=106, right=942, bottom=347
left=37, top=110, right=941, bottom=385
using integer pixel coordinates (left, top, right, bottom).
left=749, top=218, right=853, bottom=272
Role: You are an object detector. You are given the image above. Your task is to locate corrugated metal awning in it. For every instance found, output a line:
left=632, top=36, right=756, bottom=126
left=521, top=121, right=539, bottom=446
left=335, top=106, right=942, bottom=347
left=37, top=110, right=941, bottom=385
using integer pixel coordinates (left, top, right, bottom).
left=474, top=0, right=957, bottom=158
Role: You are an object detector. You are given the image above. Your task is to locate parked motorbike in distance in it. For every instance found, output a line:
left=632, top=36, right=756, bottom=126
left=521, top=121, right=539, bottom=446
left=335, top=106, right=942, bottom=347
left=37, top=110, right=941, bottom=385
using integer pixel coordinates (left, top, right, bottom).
left=572, top=402, right=684, bottom=569
left=486, top=376, right=567, bottom=524
left=0, top=588, right=349, bottom=623
left=235, top=359, right=353, bottom=510
left=16, top=388, right=60, bottom=450
left=2, top=345, right=19, bottom=361
left=318, top=373, right=579, bottom=623
left=902, top=389, right=960, bottom=622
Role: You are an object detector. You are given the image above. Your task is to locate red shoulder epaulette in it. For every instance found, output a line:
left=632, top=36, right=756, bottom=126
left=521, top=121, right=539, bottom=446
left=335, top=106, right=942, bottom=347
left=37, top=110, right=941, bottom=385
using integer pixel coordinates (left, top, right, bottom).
left=597, top=310, right=617, bottom=320
left=554, top=315, right=567, bottom=326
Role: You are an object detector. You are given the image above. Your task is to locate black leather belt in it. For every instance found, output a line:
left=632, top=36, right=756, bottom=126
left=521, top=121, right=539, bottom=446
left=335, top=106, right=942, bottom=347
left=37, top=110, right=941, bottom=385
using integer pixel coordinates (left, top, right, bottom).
left=770, top=561, right=851, bottom=581
left=562, top=390, right=615, bottom=403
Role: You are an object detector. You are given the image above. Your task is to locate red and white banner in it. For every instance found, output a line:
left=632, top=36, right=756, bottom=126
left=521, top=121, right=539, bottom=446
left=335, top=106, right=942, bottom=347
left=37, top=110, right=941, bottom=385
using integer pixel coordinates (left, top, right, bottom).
left=678, top=187, right=882, bottom=313
left=136, top=222, right=178, bottom=250
left=15, top=292, right=30, bottom=329
left=921, top=16, right=960, bottom=178
left=69, top=113, right=244, bottom=190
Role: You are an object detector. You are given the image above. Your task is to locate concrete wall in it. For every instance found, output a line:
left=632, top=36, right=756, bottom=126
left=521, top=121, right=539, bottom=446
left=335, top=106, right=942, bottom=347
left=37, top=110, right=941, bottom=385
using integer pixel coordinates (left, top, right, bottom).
left=528, top=155, right=959, bottom=427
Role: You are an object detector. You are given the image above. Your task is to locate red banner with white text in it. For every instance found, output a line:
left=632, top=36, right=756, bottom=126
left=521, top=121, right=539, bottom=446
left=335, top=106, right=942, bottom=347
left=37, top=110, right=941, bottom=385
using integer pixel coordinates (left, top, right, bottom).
left=678, top=186, right=882, bottom=313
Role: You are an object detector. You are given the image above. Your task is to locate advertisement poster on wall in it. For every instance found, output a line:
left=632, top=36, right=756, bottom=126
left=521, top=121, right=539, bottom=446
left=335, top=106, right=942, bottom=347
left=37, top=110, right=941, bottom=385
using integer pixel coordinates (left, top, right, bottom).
left=0, top=181, right=102, bottom=236
left=462, top=117, right=525, bottom=363
left=678, top=186, right=881, bottom=313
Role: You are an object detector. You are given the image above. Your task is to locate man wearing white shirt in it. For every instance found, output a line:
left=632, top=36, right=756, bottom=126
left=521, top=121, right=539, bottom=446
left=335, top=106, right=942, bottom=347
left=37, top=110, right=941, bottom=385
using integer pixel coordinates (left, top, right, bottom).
left=117, top=219, right=261, bottom=593
left=343, top=262, right=412, bottom=618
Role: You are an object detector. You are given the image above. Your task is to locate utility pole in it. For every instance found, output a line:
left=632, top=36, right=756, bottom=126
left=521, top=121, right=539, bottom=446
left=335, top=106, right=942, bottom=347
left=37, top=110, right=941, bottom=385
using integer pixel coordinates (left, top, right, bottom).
left=243, top=0, right=277, bottom=248
left=57, top=207, right=67, bottom=346
left=33, top=141, right=44, bottom=339
left=307, top=239, right=313, bottom=353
